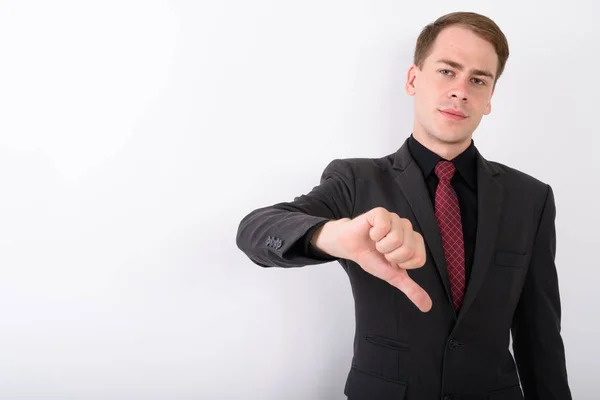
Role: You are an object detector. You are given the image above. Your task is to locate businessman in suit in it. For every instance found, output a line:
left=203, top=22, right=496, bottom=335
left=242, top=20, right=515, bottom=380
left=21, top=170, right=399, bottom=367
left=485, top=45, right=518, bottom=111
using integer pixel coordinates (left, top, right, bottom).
left=236, top=11, right=571, bottom=400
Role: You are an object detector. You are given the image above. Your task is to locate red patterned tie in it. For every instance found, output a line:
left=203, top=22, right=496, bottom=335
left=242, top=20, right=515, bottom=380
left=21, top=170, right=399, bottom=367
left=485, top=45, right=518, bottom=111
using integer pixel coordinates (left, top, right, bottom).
left=434, top=161, right=466, bottom=311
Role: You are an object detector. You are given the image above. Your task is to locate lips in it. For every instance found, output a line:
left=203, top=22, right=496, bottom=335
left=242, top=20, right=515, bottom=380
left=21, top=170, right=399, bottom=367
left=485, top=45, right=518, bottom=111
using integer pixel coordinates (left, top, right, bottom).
left=440, top=108, right=466, bottom=117
left=439, top=108, right=467, bottom=121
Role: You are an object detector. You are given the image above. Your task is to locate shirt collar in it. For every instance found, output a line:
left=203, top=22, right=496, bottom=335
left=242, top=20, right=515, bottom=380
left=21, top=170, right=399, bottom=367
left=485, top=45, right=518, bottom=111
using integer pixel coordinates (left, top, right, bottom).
left=407, top=133, right=477, bottom=189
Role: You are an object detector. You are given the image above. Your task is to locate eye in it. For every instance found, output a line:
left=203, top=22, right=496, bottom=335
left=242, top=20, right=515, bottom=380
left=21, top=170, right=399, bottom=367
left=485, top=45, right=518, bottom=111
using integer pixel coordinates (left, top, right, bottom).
left=472, top=77, right=486, bottom=86
left=439, top=69, right=454, bottom=76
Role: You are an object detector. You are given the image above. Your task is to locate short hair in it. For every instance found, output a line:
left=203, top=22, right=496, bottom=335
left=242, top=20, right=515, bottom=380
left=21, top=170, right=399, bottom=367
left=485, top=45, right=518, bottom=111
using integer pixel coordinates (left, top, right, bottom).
left=414, top=12, right=510, bottom=82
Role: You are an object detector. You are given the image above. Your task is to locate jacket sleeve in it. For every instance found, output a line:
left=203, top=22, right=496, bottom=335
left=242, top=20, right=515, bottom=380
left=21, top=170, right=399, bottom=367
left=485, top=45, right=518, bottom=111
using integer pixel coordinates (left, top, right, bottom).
left=235, top=158, right=356, bottom=268
left=511, top=184, right=572, bottom=399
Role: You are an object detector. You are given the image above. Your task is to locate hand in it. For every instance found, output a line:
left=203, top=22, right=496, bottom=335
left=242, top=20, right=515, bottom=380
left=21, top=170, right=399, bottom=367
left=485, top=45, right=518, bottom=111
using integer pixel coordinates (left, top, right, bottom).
left=312, top=207, right=431, bottom=312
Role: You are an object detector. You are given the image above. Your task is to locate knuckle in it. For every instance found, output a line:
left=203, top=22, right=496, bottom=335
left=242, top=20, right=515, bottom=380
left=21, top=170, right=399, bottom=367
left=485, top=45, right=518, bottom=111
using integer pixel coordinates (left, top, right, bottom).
left=374, top=240, right=386, bottom=253
left=391, top=246, right=415, bottom=263
left=383, top=252, right=395, bottom=264
left=387, top=270, right=406, bottom=286
left=386, top=232, right=401, bottom=246
left=403, top=248, right=417, bottom=261
left=373, top=206, right=388, bottom=215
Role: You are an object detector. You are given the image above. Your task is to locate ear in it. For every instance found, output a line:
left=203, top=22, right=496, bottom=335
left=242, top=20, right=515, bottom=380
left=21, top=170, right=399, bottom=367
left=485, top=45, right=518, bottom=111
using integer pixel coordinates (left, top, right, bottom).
left=405, top=64, right=418, bottom=96
left=484, top=86, right=495, bottom=115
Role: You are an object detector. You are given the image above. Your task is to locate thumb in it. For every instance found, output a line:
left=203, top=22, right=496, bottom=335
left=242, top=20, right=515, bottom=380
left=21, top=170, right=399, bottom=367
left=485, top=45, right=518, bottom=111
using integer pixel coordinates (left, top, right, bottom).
left=386, top=269, right=432, bottom=312
left=354, top=250, right=432, bottom=313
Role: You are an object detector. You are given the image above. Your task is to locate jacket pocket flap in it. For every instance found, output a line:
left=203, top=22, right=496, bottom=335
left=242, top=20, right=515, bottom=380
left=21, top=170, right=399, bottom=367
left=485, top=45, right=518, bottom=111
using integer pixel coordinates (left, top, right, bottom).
left=488, top=384, right=523, bottom=400
left=365, top=334, right=409, bottom=351
left=344, top=367, right=407, bottom=400
left=494, top=251, right=528, bottom=268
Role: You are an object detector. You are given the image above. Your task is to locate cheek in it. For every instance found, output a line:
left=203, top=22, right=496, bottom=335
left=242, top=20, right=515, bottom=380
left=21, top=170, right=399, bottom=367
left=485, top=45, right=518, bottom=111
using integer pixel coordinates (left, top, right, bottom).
left=477, top=101, right=491, bottom=116
left=415, top=94, right=435, bottom=119
left=474, top=90, right=493, bottom=106
left=417, top=84, right=440, bottom=107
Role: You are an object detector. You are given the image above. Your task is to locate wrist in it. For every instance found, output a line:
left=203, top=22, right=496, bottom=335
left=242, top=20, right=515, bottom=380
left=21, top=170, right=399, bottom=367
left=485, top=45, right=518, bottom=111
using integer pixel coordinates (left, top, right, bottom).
left=311, top=218, right=350, bottom=258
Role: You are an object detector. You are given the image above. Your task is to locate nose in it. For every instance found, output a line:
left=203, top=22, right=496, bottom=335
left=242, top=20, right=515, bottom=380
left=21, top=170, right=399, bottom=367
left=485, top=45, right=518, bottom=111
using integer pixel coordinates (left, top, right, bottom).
left=448, top=82, right=468, bottom=101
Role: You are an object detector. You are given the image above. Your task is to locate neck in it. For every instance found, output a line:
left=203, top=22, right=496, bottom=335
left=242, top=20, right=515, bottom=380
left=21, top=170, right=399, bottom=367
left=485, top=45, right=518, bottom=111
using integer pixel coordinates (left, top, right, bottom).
left=412, top=130, right=472, bottom=160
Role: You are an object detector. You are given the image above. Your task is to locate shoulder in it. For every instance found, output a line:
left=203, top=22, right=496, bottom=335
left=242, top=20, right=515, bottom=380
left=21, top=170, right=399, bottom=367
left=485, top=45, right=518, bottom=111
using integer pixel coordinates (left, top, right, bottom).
left=489, top=160, right=548, bottom=188
left=320, top=153, right=395, bottom=181
left=486, top=160, right=553, bottom=207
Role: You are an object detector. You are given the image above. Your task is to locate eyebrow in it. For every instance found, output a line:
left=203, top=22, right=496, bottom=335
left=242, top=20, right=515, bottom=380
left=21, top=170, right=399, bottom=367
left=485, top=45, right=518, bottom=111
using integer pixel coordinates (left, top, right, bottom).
left=435, top=59, right=495, bottom=80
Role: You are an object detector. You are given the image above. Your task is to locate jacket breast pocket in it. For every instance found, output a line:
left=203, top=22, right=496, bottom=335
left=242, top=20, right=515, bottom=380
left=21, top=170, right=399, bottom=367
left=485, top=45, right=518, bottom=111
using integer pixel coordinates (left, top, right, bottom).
left=494, top=251, right=528, bottom=268
left=488, top=384, right=523, bottom=400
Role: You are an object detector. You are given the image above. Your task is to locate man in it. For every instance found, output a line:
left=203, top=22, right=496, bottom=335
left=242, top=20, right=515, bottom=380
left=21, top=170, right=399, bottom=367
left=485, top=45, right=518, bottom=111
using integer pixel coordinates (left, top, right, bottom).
left=236, top=11, right=571, bottom=400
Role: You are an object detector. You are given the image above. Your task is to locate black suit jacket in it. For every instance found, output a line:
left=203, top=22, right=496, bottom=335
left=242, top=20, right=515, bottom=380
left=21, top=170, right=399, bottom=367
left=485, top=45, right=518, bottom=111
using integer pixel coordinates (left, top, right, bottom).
left=236, top=138, right=571, bottom=400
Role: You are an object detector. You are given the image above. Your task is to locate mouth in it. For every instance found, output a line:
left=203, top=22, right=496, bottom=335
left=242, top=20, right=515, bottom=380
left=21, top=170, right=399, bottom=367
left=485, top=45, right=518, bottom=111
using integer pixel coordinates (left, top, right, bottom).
left=439, top=109, right=467, bottom=121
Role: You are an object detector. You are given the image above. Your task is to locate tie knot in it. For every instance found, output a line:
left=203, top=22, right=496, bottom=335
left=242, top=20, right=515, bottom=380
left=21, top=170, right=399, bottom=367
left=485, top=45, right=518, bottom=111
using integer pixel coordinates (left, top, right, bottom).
left=435, top=160, right=456, bottom=181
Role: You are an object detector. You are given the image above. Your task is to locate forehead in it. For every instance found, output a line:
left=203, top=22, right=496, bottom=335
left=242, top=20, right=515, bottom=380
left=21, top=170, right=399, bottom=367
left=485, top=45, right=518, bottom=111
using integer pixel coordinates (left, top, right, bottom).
left=425, top=25, right=498, bottom=72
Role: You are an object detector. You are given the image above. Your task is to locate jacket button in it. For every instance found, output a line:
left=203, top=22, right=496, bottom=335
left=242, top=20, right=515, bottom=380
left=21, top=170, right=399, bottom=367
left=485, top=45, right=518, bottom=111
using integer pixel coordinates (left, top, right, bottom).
left=444, top=395, right=453, bottom=400
left=448, top=339, right=461, bottom=349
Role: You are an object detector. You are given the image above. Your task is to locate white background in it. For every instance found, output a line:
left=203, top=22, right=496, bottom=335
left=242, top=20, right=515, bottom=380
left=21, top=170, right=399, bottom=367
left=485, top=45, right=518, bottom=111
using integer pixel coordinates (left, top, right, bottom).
left=0, top=1, right=598, bottom=399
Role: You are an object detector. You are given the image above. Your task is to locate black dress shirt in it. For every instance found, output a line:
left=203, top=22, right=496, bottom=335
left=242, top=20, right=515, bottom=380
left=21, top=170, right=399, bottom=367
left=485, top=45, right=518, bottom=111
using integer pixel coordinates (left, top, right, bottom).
left=407, top=134, right=478, bottom=283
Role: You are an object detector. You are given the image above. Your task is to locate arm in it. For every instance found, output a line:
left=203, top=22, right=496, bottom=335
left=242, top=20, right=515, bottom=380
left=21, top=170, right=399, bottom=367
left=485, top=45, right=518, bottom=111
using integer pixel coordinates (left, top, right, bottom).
left=511, top=185, right=572, bottom=399
left=235, top=159, right=355, bottom=268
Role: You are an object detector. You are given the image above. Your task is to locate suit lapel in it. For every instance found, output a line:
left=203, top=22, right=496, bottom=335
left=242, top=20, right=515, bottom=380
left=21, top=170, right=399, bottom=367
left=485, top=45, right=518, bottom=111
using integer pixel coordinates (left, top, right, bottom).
left=393, top=142, right=455, bottom=315
left=457, top=152, right=503, bottom=321
left=392, top=141, right=504, bottom=320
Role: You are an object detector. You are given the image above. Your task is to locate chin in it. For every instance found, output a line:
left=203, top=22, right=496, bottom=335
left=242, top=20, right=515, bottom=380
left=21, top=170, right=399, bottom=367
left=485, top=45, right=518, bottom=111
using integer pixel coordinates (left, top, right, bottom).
left=429, top=127, right=472, bottom=145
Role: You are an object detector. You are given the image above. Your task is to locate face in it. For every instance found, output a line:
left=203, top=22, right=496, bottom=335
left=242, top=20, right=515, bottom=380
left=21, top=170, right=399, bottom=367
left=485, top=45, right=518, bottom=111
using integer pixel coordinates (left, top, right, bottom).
left=405, top=25, right=498, bottom=153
